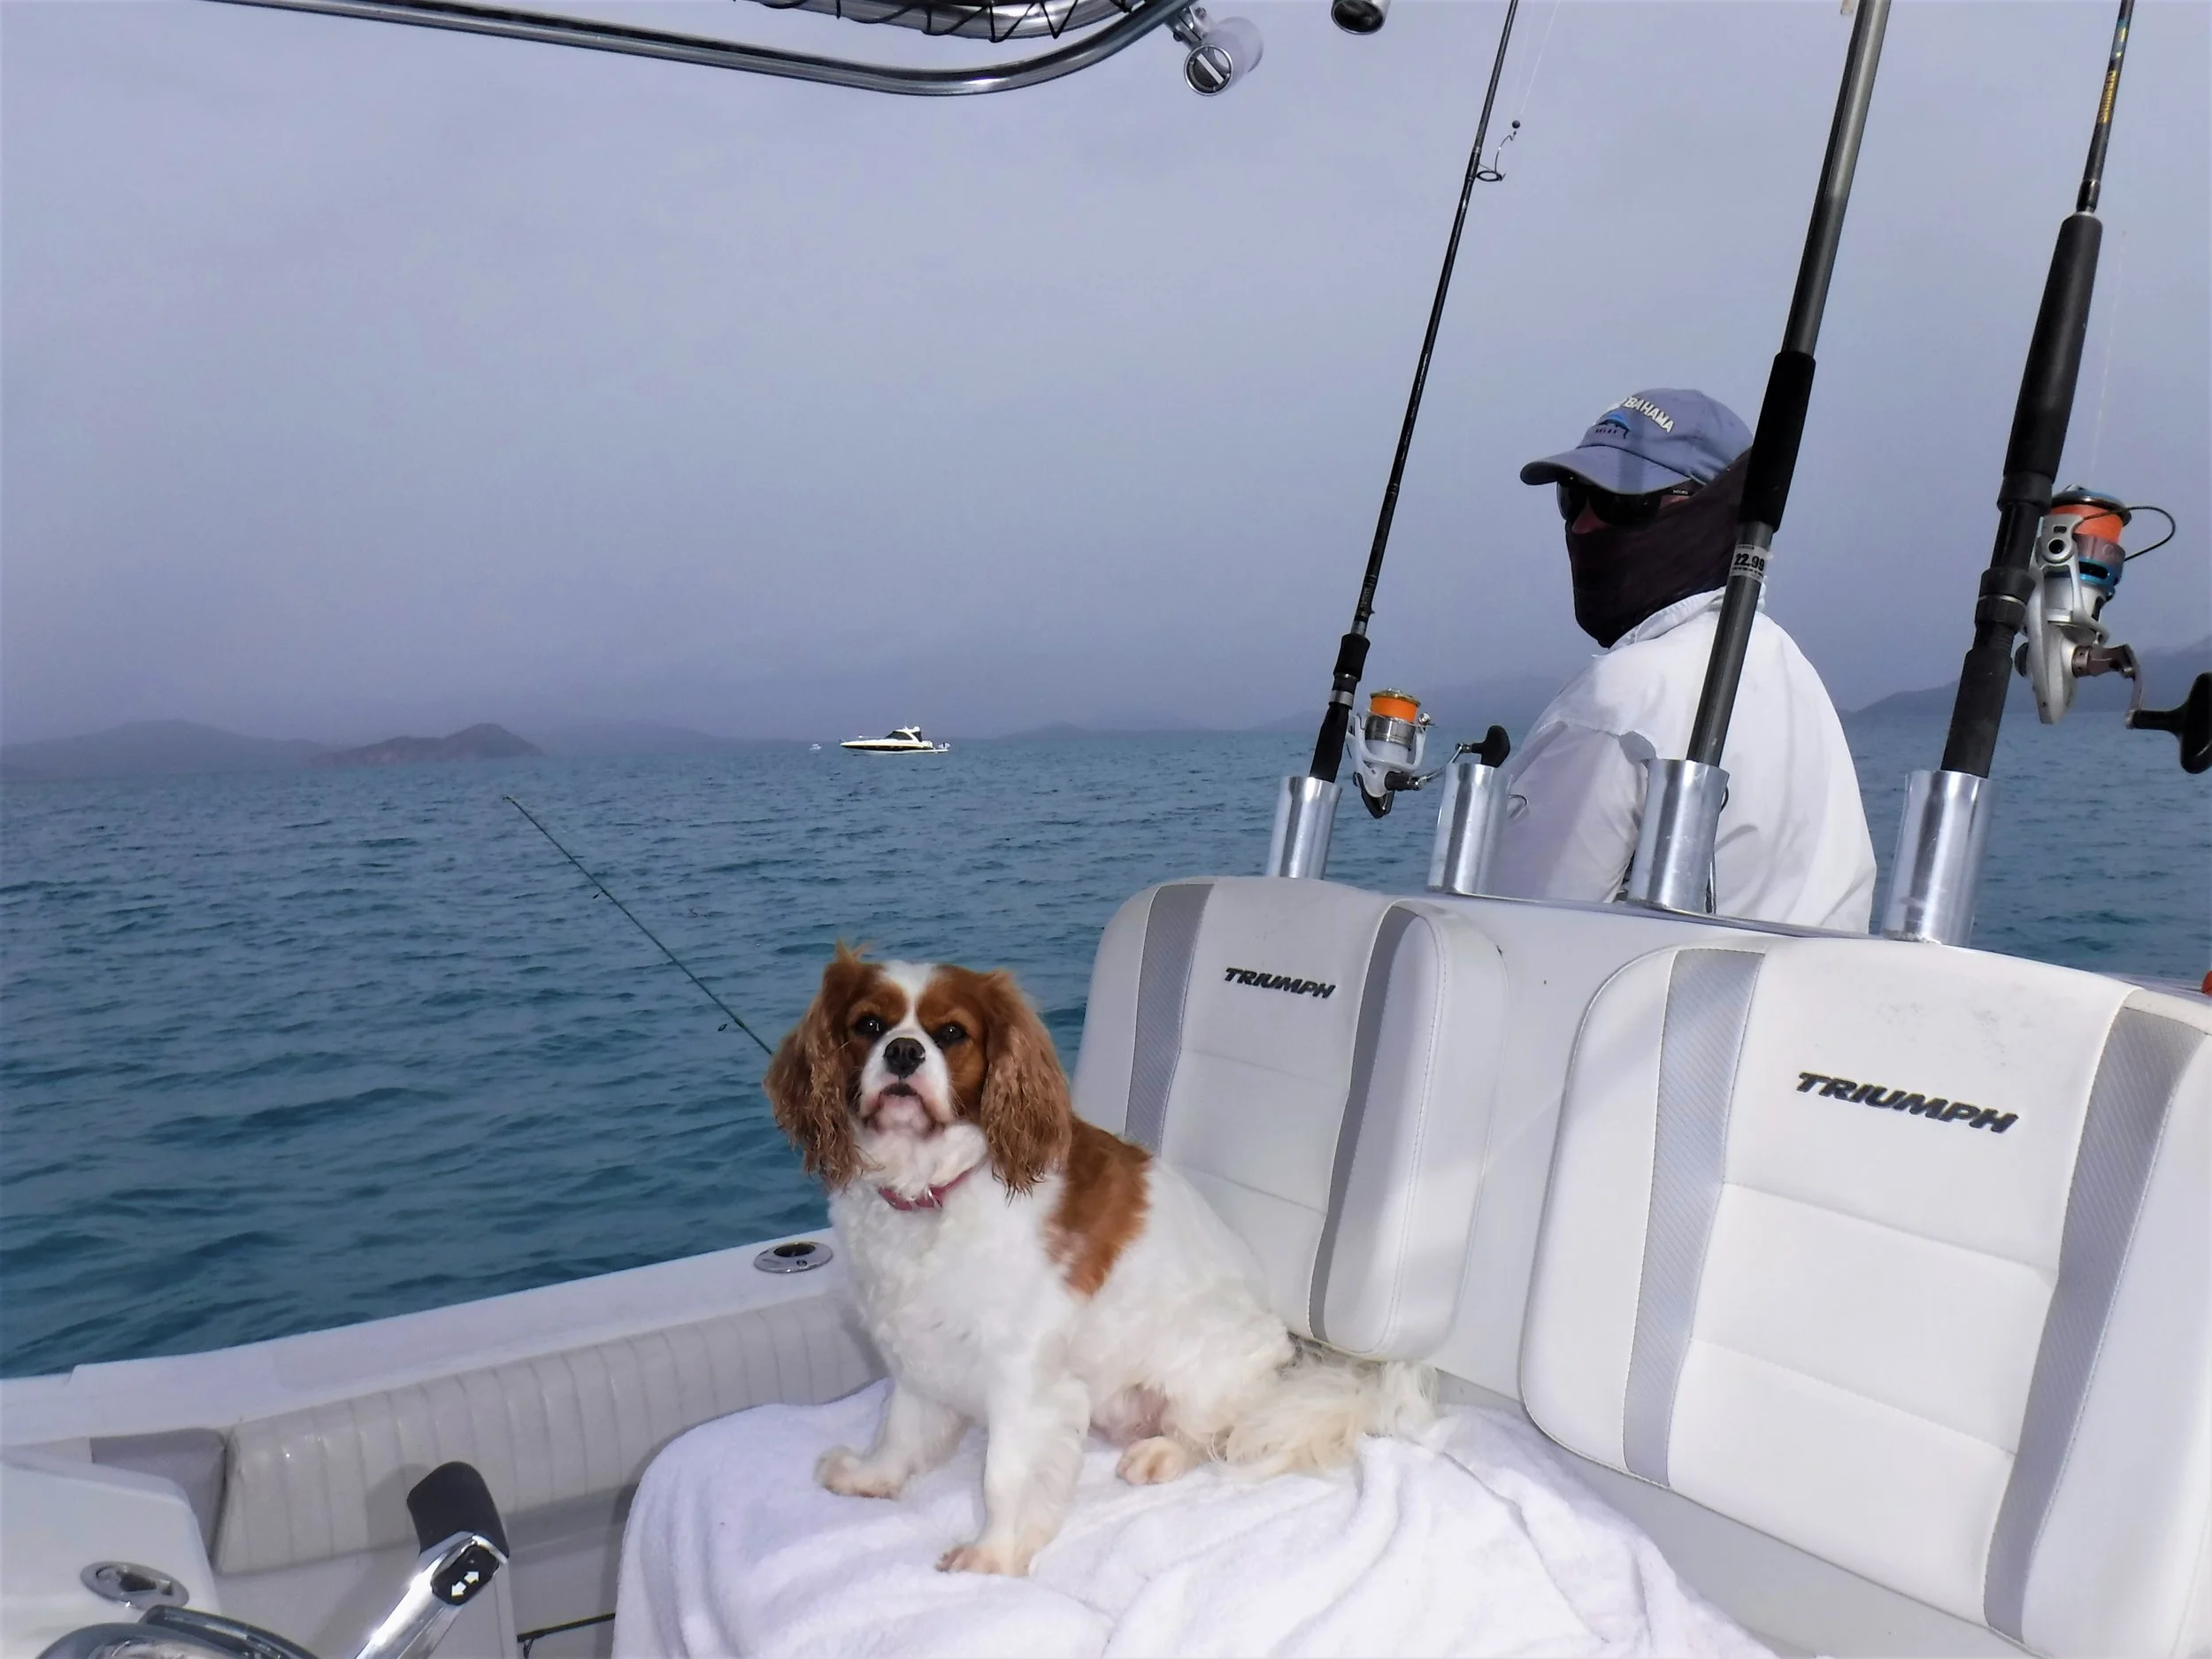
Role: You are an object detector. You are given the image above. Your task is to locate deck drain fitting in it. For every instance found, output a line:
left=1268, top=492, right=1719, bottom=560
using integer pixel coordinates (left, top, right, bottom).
left=81, top=1562, right=189, bottom=1609
left=754, top=1240, right=833, bottom=1274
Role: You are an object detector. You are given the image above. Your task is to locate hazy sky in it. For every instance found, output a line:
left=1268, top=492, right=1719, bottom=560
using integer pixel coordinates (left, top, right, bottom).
left=4, top=0, right=2206, bottom=743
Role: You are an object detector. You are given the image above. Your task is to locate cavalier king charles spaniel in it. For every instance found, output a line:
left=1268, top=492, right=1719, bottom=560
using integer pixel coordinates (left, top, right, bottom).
left=765, top=946, right=1429, bottom=1578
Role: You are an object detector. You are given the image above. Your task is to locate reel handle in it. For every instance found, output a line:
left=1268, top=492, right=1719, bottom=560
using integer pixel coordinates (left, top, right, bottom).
left=2128, top=672, right=2212, bottom=774
left=1458, top=725, right=1512, bottom=770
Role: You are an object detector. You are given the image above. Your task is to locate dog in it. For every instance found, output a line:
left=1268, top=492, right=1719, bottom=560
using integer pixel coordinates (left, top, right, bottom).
left=764, top=945, right=1431, bottom=1577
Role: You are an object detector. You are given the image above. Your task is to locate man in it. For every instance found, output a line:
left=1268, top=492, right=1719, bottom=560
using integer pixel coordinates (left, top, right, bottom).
left=1487, top=388, right=1876, bottom=931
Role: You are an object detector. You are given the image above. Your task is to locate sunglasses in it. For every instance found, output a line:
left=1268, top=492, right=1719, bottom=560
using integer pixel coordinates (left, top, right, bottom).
left=1555, top=478, right=1701, bottom=527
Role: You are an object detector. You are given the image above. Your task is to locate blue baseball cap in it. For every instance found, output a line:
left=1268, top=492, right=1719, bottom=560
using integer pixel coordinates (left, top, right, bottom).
left=1519, top=388, right=1752, bottom=495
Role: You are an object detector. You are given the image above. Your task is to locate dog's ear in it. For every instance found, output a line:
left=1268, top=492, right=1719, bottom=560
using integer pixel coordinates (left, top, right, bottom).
left=975, top=971, right=1071, bottom=1194
left=764, top=944, right=872, bottom=1190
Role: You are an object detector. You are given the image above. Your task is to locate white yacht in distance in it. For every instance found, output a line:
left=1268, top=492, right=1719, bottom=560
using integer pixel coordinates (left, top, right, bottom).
left=838, top=726, right=949, bottom=754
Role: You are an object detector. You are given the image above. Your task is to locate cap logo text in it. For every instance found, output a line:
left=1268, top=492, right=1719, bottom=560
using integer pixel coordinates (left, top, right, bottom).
left=1618, top=395, right=1675, bottom=433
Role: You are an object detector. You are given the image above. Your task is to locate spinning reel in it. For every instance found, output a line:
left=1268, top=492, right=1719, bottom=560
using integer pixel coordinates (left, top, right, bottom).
left=1343, top=689, right=1511, bottom=818
left=1346, top=690, right=1432, bottom=818
left=2014, top=487, right=2208, bottom=772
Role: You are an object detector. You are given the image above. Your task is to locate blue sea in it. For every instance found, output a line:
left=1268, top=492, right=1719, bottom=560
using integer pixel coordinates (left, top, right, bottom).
left=3, top=715, right=2205, bottom=1379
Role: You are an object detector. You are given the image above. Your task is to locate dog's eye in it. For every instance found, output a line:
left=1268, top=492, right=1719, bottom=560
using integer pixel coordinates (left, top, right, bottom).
left=852, top=1014, right=887, bottom=1041
left=933, top=1023, right=968, bottom=1048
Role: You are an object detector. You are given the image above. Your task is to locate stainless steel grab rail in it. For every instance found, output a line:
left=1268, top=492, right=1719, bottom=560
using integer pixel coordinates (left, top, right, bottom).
left=199, top=0, right=1193, bottom=95
left=767, top=0, right=1129, bottom=45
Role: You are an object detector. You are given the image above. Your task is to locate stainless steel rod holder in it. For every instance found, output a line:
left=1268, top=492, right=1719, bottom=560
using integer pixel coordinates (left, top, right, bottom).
left=1624, top=757, right=1727, bottom=914
left=1266, top=775, right=1339, bottom=879
left=1426, top=760, right=1509, bottom=896
left=1881, top=769, right=1996, bottom=945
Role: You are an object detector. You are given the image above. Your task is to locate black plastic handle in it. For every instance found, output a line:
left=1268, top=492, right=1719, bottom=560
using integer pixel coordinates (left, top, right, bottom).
left=405, top=1462, right=509, bottom=1556
left=2129, top=672, right=2212, bottom=775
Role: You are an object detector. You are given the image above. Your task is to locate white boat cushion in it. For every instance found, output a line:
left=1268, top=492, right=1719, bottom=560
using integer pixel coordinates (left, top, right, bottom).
left=213, top=1292, right=877, bottom=1574
left=1070, top=877, right=1507, bottom=1361
left=1521, top=935, right=2211, bottom=1658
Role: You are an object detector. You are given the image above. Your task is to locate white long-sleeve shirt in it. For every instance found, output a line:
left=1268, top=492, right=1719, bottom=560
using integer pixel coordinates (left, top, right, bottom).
left=1487, top=589, right=1877, bottom=932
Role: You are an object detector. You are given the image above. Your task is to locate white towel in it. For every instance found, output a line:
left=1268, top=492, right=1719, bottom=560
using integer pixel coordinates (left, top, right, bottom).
left=614, top=1381, right=1771, bottom=1659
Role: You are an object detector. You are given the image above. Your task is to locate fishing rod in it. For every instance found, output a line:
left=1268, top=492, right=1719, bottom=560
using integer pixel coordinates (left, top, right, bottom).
left=1279, top=0, right=1523, bottom=872
left=503, top=795, right=776, bottom=1057
left=1883, top=0, right=2208, bottom=944
left=1624, top=0, right=1892, bottom=913
left=1937, top=0, right=2133, bottom=784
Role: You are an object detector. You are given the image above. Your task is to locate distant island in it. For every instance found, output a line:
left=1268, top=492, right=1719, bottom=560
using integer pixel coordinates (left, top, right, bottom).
left=1849, top=637, right=2209, bottom=721
left=308, top=724, right=542, bottom=769
left=0, top=718, right=799, bottom=781
left=0, top=720, right=331, bottom=781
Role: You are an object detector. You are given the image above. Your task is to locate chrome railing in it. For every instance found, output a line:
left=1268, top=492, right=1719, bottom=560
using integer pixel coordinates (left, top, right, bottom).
left=199, top=0, right=1256, bottom=96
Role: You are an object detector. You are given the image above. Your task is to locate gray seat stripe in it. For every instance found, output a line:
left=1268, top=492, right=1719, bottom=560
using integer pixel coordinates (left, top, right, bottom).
left=1623, top=947, right=1763, bottom=1486
left=1984, top=1006, right=2204, bottom=1640
left=1310, top=905, right=1419, bottom=1346
left=1123, top=881, right=1212, bottom=1153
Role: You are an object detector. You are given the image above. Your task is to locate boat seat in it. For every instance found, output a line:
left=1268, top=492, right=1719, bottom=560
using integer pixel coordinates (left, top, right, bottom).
left=1070, top=877, right=1507, bottom=1361
left=1520, top=935, right=2211, bottom=1658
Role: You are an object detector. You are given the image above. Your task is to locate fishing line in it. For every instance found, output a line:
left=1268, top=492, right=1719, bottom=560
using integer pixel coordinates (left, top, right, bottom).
left=1511, top=0, right=1558, bottom=121
left=503, top=795, right=775, bottom=1057
left=2085, top=227, right=2128, bottom=477
left=1475, top=0, right=1555, bottom=180
left=2119, top=503, right=2173, bottom=560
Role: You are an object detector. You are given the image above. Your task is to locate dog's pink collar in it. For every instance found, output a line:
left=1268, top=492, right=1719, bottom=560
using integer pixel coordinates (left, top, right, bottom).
left=877, top=1164, right=979, bottom=1212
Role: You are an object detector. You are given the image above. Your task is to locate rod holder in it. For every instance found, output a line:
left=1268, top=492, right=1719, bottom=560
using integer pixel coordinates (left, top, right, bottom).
left=1266, top=775, right=1339, bottom=879
left=1624, top=758, right=1727, bottom=914
left=1425, top=759, right=1509, bottom=896
left=1881, top=769, right=1996, bottom=945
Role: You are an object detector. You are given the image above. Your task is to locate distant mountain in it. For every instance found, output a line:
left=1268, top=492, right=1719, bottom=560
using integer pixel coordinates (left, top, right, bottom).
left=308, top=723, right=543, bottom=769
left=1850, top=637, right=2209, bottom=720
left=979, top=719, right=1210, bottom=742
left=0, top=720, right=332, bottom=781
left=528, top=720, right=796, bottom=757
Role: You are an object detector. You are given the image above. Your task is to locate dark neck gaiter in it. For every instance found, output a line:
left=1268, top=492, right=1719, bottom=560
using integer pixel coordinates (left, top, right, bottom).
left=1565, top=455, right=1748, bottom=648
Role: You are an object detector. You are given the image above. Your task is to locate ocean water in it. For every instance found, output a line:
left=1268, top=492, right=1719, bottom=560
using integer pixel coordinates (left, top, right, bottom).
left=2, top=715, right=2204, bottom=1379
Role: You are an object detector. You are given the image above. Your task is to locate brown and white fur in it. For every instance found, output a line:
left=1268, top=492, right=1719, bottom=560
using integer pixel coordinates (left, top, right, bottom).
left=764, top=946, right=1431, bottom=1578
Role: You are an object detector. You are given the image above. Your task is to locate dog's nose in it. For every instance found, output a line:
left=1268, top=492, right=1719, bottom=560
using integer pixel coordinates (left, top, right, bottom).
left=882, top=1037, right=926, bottom=1079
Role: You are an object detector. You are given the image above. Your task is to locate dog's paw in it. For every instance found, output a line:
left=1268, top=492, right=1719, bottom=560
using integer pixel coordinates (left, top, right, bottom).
left=1116, top=1435, right=1196, bottom=1486
left=816, top=1447, right=903, bottom=1499
left=936, top=1540, right=1031, bottom=1577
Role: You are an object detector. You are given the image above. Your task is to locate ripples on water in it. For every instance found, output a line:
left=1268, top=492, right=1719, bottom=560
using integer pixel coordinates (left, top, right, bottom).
left=2, top=717, right=2203, bottom=1377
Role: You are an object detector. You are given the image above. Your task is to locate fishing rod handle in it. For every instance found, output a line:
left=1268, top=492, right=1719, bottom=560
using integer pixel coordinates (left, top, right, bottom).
left=1737, top=349, right=1816, bottom=541
left=2002, top=213, right=2102, bottom=488
left=1939, top=501, right=2043, bottom=778
left=1686, top=547, right=1769, bottom=769
left=1308, top=631, right=1371, bottom=780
